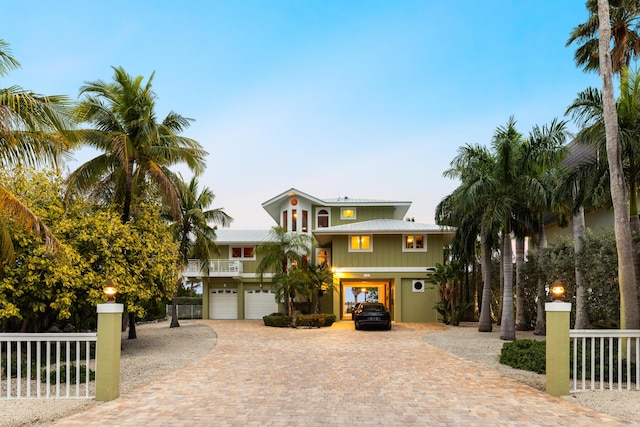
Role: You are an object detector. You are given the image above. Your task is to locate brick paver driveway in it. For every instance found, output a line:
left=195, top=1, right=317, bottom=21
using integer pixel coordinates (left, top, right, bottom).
left=53, top=320, right=629, bottom=426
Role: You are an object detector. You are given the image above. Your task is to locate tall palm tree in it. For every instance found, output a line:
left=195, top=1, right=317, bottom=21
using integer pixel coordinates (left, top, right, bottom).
left=68, top=66, right=207, bottom=338
left=440, top=144, right=501, bottom=332
left=256, top=226, right=312, bottom=316
left=0, top=39, right=74, bottom=268
left=67, top=66, right=207, bottom=224
left=167, top=174, right=232, bottom=327
left=567, top=0, right=640, bottom=74
left=597, top=0, right=640, bottom=330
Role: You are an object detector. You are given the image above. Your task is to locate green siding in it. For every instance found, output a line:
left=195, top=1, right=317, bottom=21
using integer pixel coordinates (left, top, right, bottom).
left=328, top=206, right=398, bottom=227
left=400, top=278, right=439, bottom=322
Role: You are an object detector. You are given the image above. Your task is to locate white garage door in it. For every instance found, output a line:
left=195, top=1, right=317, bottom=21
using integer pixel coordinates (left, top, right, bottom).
left=245, top=290, right=278, bottom=319
left=210, top=289, right=238, bottom=319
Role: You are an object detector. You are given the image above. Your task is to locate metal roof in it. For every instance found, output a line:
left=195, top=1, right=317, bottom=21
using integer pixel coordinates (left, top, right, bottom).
left=313, top=219, right=455, bottom=234
left=214, top=229, right=278, bottom=244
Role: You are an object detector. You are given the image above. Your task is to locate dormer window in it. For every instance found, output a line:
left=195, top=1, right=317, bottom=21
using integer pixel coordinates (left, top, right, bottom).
left=341, top=208, right=356, bottom=220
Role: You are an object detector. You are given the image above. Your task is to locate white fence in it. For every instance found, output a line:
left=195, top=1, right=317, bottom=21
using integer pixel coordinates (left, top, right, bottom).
left=166, top=305, right=203, bottom=319
left=570, top=329, right=640, bottom=392
left=0, top=332, right=97, bottom=399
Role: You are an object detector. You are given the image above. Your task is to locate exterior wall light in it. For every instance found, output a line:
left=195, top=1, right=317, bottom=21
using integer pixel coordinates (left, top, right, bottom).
left=550, top=281, right=565, bottom=302
left=104, top=279, right=117, bottom=303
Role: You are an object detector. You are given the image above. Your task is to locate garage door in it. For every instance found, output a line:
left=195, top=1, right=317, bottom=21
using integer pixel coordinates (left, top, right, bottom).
left=245, top=290, right=278, bottom=319
left=209, top=289, right=238, bottom=319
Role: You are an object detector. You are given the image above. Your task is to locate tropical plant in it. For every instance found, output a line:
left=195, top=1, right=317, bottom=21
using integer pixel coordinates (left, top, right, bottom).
left=597, top=0, right=640, bottom=331
left=256, top=226, right=312, bottom=316
left=567, top=0, right=640, bottom=74
left=67, top=66, right=207, bottom=338
left=167, top=174, right=232, bottom=327
left=306, top=264, right=335, bottom=314
left=0, top=39, right=74, bottom=268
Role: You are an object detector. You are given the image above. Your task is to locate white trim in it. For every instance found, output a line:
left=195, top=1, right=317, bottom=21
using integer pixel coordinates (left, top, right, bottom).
left=545, top=302, right=571, bottom=312
left=315, top=208, right=331, bottom=229
left=334, top=267, right=435, bottom=273
left=97, top=303, right=124, bottom=313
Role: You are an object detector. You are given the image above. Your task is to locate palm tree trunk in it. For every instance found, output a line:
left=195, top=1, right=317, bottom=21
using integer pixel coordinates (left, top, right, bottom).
left=515, top=237, right=527, bottom=331
left=574, top=206, right=591, bottom=329
left=478, top=223, right=493, bottom=332
left=170, top=288, right=181, bottom=328
left=534, top=220, right=547, bottom=335
left=598, top=0, right=640, bottom=331
left=127, top=312, right=137, bottom=339
left=500, top=232, right=516, bottom=340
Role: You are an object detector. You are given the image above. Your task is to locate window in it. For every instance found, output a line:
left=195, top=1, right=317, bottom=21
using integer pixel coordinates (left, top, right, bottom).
left=317, top=209, right=329, bottom=228
left=282, top=211, right=288, bottom=232
left=316, top=249, right=331, bottom=267
left=230, top=246, right=256, bottom=259
left=292, top=209, right=297, bottom=232
left=341, top=208, right=356, bottom=219
left=349, top=235, right=372, bottom=252
left=403, top=235, right=427, bottom=252
left=302, top=210, right=308, bottom=232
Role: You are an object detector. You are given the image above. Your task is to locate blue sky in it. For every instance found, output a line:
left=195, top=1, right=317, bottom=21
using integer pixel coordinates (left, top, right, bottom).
left=3, top=1, right=601, bottom=229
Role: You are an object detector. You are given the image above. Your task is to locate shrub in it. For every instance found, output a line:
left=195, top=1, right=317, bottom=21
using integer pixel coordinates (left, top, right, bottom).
left=295, top=313, right=336, bottom=328
left=499, top=339, right=546, bottom=374
left=263, top=313, right=292, bottom=327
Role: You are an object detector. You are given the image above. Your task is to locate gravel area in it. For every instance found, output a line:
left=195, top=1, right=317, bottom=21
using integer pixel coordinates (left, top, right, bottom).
left=2, top=319, right=638, bottom=425
left=422, top=322, right=640, bottom=425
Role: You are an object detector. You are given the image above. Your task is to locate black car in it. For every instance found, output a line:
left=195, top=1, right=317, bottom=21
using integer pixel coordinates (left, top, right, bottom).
left=353, top=302, right=391, bottom=330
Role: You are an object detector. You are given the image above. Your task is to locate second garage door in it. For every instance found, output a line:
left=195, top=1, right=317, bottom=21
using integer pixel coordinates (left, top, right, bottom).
left=245, top=289, right=278, bottom=319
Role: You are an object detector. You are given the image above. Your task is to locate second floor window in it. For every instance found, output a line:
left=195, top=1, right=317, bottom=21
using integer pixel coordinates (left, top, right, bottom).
left=349, top=235, right=372, bottom=252
left=341, top=208, right=356, bottom=219
left=230, top=246, right=255, bottom=259
left=282, top=211, right=288, bottom=232
left=403, top=235, right=426, bottom=251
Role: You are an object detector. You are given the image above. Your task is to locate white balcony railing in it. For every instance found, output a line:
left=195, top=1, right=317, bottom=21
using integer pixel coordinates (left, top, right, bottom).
left=570, top=329, right=640, bottom=392
left=183, top=259, right=242, bottom=277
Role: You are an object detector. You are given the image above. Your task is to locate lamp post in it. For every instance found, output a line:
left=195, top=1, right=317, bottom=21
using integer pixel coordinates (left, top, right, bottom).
left=95, top=281, right=123, bottom=401
left=545, top=280, right=571, bottom=396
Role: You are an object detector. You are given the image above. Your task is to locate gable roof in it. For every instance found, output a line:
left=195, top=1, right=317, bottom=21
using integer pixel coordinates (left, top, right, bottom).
left=261, top=187, right=412, bottom=223
left=312, top=219, right=455, bottom=245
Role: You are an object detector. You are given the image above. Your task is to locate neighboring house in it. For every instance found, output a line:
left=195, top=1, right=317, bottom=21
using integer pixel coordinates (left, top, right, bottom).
left=183, top=188, right=455, bottom=322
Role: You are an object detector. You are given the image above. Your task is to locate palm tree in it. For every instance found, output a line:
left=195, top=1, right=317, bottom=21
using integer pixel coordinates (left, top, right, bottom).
left=306, top=264, right=335, bottom=314
left=597, top=0, right=640, bottom=330
left=256, top=226, right=312, bottom=316
left=167, top=174, right=232, bottom=327
left=68, top=66, right=208, bottom=338
left=567, top=0, right=640, bottom=74
left=440, top=144, right=501, bottom=332
left=67, top=66, right=207, bottom=224
left=0, top=39, right=74, bottom=268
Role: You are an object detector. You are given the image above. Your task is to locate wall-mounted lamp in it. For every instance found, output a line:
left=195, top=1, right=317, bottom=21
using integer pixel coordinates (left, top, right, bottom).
left=550, top=280, right=566, bottom=302
left=104, top=279, right=117, bottom=303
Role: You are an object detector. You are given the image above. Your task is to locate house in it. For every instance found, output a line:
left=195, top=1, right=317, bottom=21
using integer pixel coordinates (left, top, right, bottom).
left=183, top=188, right=455, bottom=322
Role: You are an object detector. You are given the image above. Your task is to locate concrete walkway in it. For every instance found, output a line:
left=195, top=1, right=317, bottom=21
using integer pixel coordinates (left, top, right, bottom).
left=53, top=320, right=631, bottom=426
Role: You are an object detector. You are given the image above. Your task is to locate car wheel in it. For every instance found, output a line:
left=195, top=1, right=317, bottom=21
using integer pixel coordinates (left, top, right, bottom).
left=386, top=324, right=392, bottom=330
left=355, top=323, right=360, bottom=330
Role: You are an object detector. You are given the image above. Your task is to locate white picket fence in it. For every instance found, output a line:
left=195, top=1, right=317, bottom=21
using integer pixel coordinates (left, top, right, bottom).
left=166, top=305, right=203, bottom=319
left=0, top=332, right=97, bottom=399
left=570, top=329, right=640, bottom=392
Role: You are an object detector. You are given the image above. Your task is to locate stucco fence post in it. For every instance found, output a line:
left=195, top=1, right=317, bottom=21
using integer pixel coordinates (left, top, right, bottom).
left=545, top=301, right=571, bottom=396
left=95, top=303, right=124, bottom=401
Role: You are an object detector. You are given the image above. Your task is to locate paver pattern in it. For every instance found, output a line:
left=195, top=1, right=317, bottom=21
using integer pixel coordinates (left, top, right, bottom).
left=52, top=320, right=632, bottom=426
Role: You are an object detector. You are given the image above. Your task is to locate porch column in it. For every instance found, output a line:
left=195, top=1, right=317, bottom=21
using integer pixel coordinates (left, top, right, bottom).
left=95, top=303, right=123, bottom=401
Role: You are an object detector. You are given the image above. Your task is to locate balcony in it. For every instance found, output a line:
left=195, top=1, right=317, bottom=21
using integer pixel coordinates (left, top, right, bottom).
left=183, top=259, right=243, bottom=278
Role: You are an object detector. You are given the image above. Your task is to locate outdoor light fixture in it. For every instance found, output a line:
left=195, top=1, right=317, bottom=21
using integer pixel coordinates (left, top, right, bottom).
left=550, top=280, right=565, bottom=302
left=104, top=280, right=117, bottom=303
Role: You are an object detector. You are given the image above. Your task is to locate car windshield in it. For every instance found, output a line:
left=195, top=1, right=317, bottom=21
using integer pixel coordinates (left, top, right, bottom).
left=361, top=303, right=386, bottom=312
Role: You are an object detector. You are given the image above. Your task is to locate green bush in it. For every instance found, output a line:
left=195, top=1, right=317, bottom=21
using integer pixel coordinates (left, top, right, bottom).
left=295, top=313, right=337, bottom=328
left=48, top=364, right=96, bottom=384
left=263, top=313, right=292, bottom=327
left=499, top=339, right=546, bottom=374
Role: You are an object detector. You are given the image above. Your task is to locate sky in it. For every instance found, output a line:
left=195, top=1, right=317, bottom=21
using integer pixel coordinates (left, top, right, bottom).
left=3, top=1, right=602, bottom=230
